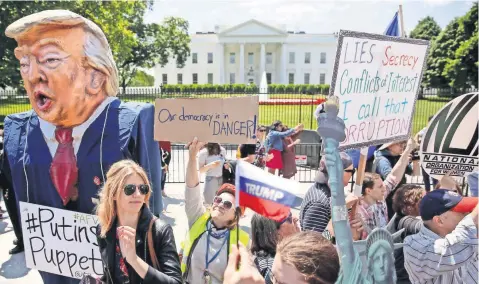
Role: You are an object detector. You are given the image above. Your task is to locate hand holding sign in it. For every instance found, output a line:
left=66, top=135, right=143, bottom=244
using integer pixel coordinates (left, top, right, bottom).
left=187, top=137, right=205, bottom=158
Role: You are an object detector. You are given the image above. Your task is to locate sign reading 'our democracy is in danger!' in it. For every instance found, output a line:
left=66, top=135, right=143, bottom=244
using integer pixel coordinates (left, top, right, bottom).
left=20, top=202, right=103, bottom=279
left=420, top=93, right=479, bottom=181
left=154, top=96, right=259, bottom=143
left=329, top=30, right=430, bottom=149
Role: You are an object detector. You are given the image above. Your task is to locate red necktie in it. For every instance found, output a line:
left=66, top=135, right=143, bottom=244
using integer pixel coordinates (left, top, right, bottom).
left=50, top=127, right=79, bottom=206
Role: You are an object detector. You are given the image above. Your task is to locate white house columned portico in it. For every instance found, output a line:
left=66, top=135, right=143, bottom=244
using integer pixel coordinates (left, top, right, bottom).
left=154, top=19, right=338, bottom=86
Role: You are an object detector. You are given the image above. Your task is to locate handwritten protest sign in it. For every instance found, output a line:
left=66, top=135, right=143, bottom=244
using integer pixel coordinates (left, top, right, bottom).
left=329, top=30, right=429, bottom=149
left=420, top=93, right=479, bottom=180
left=20, top=202, right=103, bottom=279
left=154, top=96, right=259, bottom=143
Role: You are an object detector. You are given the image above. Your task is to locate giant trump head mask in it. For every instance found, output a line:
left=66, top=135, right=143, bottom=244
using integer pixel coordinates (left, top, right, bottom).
left=6, top=10, right=119, bottom=127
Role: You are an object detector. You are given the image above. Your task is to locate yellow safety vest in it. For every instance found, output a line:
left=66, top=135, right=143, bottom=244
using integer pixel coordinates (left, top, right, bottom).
left=180, top=212, right=250, bottom=276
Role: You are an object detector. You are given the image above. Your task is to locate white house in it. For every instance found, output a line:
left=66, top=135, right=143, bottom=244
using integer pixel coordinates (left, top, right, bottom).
left=153, top=19, right=338, bottom=86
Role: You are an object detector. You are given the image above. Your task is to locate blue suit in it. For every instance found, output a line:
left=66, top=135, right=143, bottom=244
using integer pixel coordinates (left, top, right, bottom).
left=1, top=99, right=162, bottom=284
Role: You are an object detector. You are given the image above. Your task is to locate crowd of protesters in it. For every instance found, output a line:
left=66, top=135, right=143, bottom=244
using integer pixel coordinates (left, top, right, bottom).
left=1, top=115, right=478, bottom=284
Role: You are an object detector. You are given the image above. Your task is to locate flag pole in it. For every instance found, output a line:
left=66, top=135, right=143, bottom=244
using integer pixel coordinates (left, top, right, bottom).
left=398, top=5, right=406, bottom=38
left=235, top=161, right=240, bottom=248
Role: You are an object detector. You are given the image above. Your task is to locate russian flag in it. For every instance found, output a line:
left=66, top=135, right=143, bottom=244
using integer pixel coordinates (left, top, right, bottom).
left=234, top=160, right=302, bottom=222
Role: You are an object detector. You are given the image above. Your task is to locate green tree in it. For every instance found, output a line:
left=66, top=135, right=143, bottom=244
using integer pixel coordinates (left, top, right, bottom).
left=129, top=70, right=155, bottom=87
left=410, top=16, right=441, bottom=41
left=424, top=17, right=462, bottom=88
left=443, top=4, right=478, bottom=90
left=0, top=0, right=190, bottom=92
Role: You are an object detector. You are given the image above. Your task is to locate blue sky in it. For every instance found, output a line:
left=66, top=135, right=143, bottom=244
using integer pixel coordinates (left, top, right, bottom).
left=145, top=0, right=475, bottom=35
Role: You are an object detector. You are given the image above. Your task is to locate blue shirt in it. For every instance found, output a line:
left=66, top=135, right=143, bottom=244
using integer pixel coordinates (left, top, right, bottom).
left=265, top=128, right=295, bottom=152
left=467, top=172, right=478, bottom=197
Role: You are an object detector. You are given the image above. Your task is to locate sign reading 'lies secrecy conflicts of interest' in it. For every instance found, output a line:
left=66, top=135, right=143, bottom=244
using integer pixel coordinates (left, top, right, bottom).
left=329, top=30, right=430, bottom=150
left=20, top=202, right=103, bottom=279
left=154, top=96, right=259, bottom=143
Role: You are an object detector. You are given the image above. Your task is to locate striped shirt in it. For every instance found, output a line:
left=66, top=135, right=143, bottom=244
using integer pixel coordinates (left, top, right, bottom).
left=300, top=183, right=331, bottom=233
left=403, top=215, right=478, bottom=284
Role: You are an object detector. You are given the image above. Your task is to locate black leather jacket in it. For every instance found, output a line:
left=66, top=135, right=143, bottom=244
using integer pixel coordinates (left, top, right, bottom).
left=97, top=205, right=182, bottom=284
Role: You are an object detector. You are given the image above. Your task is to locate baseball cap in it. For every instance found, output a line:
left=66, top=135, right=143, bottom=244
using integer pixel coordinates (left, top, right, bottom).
left=420, top=189, right=478, bottom=221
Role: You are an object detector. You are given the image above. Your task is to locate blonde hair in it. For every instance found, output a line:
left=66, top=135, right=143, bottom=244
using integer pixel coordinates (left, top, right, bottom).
left=96, top=160, right=151, bottom=237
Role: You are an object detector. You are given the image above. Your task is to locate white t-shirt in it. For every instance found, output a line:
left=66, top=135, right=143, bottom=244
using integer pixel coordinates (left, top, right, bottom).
left=198, top=147, right=226, bottom=177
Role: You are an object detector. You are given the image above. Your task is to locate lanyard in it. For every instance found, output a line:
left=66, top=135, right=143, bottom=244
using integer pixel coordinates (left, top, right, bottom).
left=205, top=226, right=229, bottom=270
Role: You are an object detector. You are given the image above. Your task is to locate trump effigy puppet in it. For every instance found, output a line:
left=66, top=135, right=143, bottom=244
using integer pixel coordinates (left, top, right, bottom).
left=1, top=10, right=162, bottom=284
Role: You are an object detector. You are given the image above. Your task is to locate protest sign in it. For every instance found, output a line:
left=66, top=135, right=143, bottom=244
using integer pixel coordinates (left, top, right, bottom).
left=329, top=30, right=429, bottom=149
left=20, top=202, right=103, bottom=279
left=154, top=96, right=259, bottom=143
left=420, top=93, right=478, bottom=180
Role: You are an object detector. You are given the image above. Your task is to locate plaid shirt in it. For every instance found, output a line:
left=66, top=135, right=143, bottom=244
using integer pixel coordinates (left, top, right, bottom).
left=357, top=175, right=398, bottom=238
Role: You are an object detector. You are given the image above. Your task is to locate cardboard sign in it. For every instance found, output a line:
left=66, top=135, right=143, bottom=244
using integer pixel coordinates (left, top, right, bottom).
left=329, top=30, right=429, bottom=149
left=295, top=155, right=307, bottom=165
left=20, top=202, right=103, bottom=279
left=420, top=93, right=478, bottom=180
left=154, top=97, right=259, bottom=143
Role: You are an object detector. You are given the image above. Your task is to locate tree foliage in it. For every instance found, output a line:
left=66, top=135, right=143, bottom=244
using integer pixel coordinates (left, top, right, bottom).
left=423, top=3, right=478, bottom=89
left=410, top=16, right=441, bottom=41
left=129, top=70, right=155, bottom=87
left=0, top=0, right=190, bottom=91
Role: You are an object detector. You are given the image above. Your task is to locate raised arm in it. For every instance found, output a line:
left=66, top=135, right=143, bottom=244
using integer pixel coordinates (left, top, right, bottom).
left=404, top=211, right=478, bottom=282
left=185, top=138, right=207, bottom=227
left=384, top=138, right=418, bottom=196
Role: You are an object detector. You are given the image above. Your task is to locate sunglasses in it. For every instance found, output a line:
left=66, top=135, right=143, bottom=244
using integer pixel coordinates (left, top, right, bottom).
left=213, top=196, right=233, bottom=210
left=258, top=129, right=266, bottom=132
left=277, top=213, right=293, bottom=227
left=345, top=168, right=356, bottom=174
left=124, top=184, right=150, bottom=196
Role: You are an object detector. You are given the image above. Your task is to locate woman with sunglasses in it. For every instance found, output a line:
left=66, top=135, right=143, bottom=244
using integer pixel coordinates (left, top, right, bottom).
left=250, top=212, right=300, bottom=284
left=181, top=138, right=249, bottom=284
left=96, top=160, right=182, bottom=284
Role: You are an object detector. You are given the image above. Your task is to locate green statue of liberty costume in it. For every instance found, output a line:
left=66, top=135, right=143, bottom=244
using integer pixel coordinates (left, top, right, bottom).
left=317, top=97, right=403, bottom=284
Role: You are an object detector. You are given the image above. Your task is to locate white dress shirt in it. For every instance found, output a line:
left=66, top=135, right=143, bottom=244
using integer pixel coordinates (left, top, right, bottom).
left=38, top=97, right=117, bottom=158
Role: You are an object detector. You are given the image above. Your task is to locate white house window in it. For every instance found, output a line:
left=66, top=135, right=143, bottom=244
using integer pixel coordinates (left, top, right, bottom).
left=305, top=52, right=311, bottom=64
left=319, top=73, right=326, bottom=84
left=177, top=73, right=183, bottom=84
left=266, top=52, right=273, bottom=64
left=288, top=73, right=294, bottom=84
left=289, top=52, right=295, bottom=64
left=192, top=53, right=198, bottom=64
left=320, top=52, right=326, bottom=64
left=207, top=73, right=213, bottom=84
left=266, top=73, right=272, bottom=84
left=304, top=73, right=310, bottom=84
left=230, top=53, right=235, bottom=64
left=162, top=74, right=167, bottom=85
left=230, top=73, right=235, bottom=84
left=248, top=52, right=254, bottom=65
left=208, top=52, right=213, bottom=64
left=192, top=73, right=198, bottom=84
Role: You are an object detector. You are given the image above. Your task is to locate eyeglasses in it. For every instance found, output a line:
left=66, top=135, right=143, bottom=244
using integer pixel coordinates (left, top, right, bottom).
left=258, top=129, right=266, bottom=132
left=213, top=196, right=233, bottom=210
left=345, top=168, right=356, bottom=174
left=124, top=184, right=150, bottom=196
left=277, top=213, right=293, bottom=227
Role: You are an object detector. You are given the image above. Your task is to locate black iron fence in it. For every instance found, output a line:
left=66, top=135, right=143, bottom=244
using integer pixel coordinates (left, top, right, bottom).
left=2, top=87, right=475, bottom=133
left=1, top=86, right=476, bottom=186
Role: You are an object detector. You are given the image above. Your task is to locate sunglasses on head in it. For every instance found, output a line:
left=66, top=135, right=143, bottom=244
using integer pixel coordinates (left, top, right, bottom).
left=213, top=196, right=233, bottom=210
left=124, top=184, right=150, bottom=196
